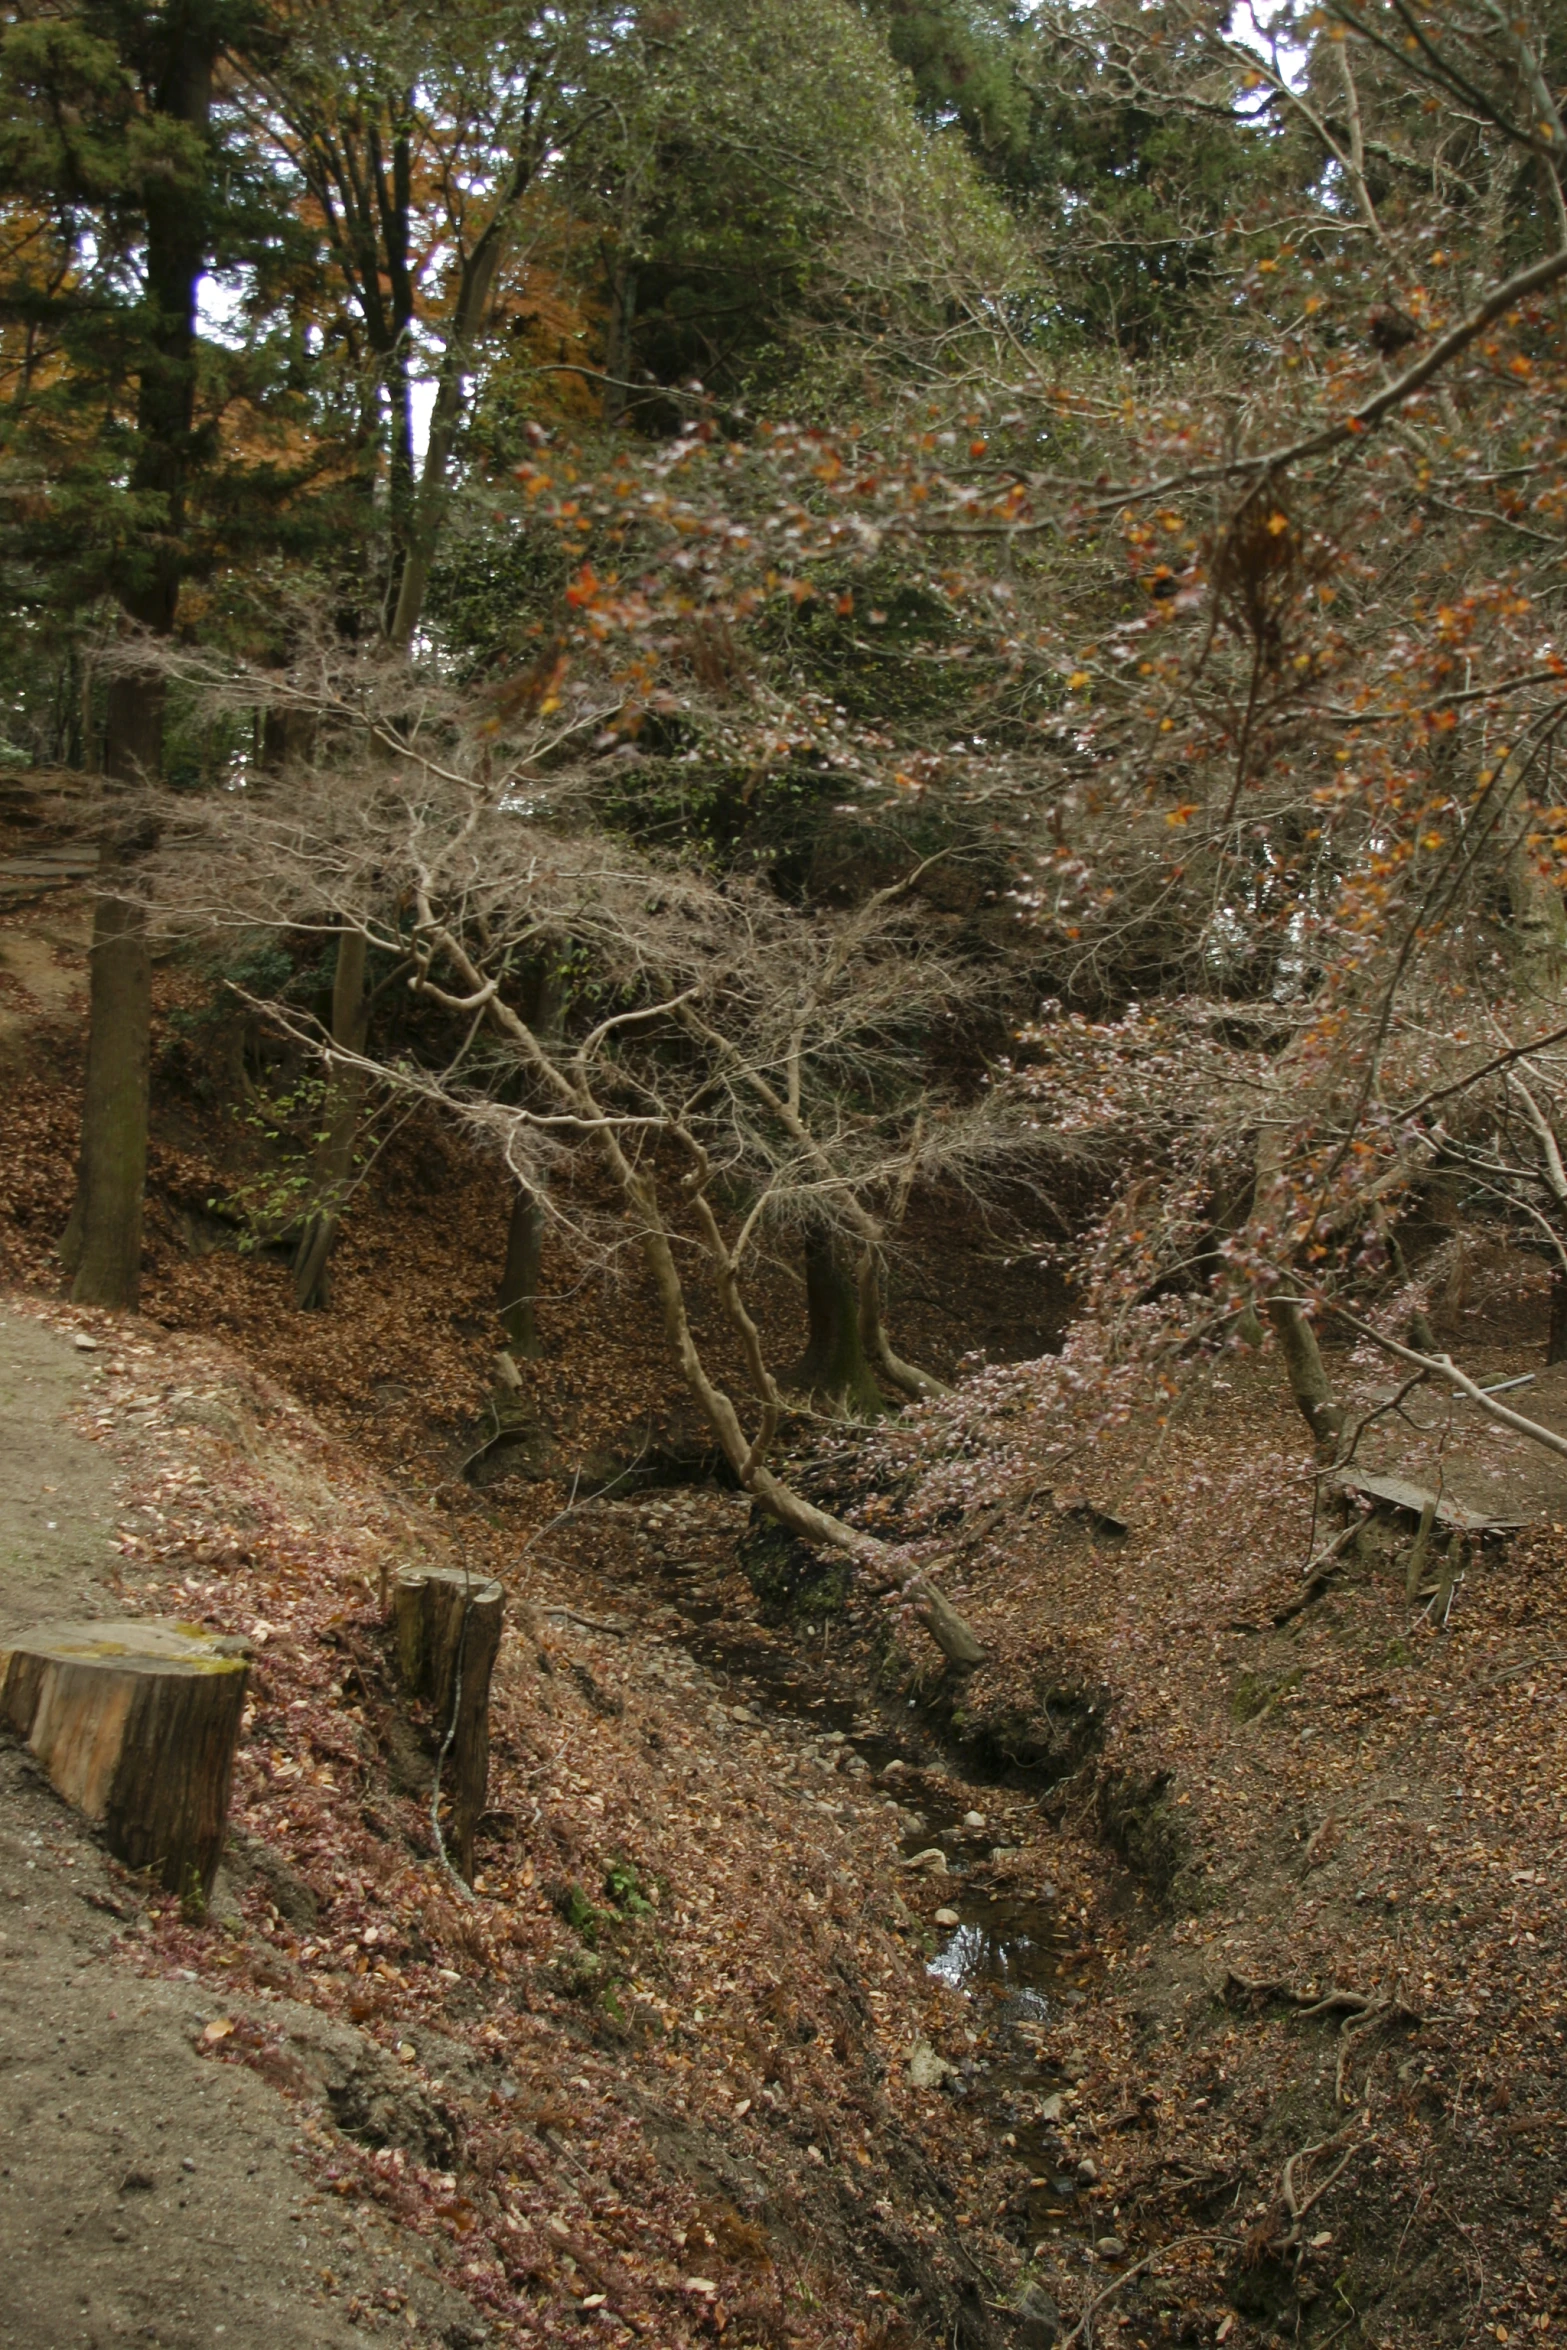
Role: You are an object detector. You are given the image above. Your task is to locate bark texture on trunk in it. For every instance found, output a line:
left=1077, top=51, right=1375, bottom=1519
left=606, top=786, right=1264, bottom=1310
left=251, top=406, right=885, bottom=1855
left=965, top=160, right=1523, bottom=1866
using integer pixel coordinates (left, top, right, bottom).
left=293, top=926, right=368, bottom=1310
left=63, top=9, right=217, bottom=1309
left=495, top=960, right=563, bottom=1358
left=1268, top=1297, right=1345, bottom=1452
left=64, top=883, right=152, bottom=1308
left=790, top=1225, right=883, bottom=1415
left=393, top=1567, right=503, bottom=1884
left=0, top=1616, right=248, bottom=1898
left=909, top=1577, right=987, bottom=1669
left=61, top=669, right=161, bottom=1307
left=497, top=1183, right=546, bottom=1357
left=1507, top=822, right=1567, bottom=1002
left=1550, top=1272, right=1567, bottom=1366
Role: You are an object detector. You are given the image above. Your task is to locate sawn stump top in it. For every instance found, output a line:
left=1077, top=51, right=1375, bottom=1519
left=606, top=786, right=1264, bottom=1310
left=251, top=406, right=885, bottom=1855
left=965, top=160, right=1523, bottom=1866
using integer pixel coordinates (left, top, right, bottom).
left=0, top=1617, right=252, bottom=1676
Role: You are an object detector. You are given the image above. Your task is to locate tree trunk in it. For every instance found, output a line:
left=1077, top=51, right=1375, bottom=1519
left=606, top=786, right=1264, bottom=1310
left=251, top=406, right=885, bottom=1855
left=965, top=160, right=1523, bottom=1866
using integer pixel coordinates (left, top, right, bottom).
left=59, top=675, right=161, bottom=1307
left=790, top=1225, right=884, bottom=1415
left=387, top=164, right=528, bottom=650
left=293, top=926, right=368, bottom=1310
left=62, top=9, right=217, bottom=1308
left=260, top=701, right=317, bottom=773
left=856, top=1246, right=948, bottom=1401
left=909, top=1576, right=986, bottom=1668
left=495, top=958, right=563, bottom=1358
left=602, top=261, right=638, bottom=425
left=393, top=1567, right=503, bottom=1884
left=1269, top=1297, right=1345, bottom=1453
left=0, top=1616, right=249, bottom=1898
left=1550, top=1271, right=1567, bottom=1365
left=497, top=1183, right=546, bottom=1357
left=1507, top=816, right=1567, bottom=1002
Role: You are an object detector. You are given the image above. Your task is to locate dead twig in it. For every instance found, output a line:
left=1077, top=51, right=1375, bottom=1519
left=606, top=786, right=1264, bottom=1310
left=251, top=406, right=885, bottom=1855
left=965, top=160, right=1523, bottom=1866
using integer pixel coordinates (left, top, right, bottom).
left=539, top=1606, right=634, bottom=1637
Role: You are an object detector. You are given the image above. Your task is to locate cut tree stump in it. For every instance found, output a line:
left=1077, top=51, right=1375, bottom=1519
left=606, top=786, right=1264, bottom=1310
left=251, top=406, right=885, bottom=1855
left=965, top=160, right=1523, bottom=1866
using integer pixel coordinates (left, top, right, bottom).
left=392, top=1567, right=504, bottom=1882
left=0, top=1617, right=250, bottom=1897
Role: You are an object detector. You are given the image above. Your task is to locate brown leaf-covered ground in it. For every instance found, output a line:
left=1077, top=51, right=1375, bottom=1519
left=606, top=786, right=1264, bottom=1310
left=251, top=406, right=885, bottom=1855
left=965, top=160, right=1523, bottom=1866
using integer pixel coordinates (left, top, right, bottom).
left=1, top=889, right=1564, bottom=2350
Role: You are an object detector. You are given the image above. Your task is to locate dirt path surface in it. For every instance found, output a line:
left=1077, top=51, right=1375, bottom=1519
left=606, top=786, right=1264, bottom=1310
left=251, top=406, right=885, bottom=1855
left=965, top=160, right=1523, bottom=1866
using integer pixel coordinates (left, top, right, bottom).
left=0, top=1307, right=486, bottom=2350
left=0, top=1306, right=121, bottom=1635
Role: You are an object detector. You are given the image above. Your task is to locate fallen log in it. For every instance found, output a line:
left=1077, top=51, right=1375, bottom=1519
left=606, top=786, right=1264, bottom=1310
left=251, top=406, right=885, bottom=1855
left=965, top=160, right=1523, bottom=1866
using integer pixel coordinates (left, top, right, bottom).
left=908, top=1575, right=987, bottom=1670
left=393, top=1566, right=503, bottom=1882
left=0, top=1617, right=250, bottom=1897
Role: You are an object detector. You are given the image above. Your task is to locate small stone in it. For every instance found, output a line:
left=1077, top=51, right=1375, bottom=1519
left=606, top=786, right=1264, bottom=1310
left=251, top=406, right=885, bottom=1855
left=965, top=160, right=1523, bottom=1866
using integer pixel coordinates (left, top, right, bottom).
left=933, top=1906, right=961, bottom=1927
left=1076, top=2157, right=1099, bottom=2185
left=1038, top=2093, right=1066, bottom=2122
left=1095, top=2235, right=1125, bottom=2260
left=180, top=2157, right=196, bottom=2174
left=901, top=1847, right=948, bottom=1875
left=1017, top=2283, right=1061, bottom=2347
left=962, top=1810, right=986, bottom=1830
left=907, top=2040, right=954, bottom=2089
left=72, top=1335, right=99, bottom=1352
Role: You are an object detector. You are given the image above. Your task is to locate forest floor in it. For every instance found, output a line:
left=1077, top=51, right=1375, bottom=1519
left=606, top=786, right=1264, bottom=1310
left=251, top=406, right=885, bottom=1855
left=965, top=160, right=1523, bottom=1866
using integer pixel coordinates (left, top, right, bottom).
left=2, top=883, right=1566, bottom=2350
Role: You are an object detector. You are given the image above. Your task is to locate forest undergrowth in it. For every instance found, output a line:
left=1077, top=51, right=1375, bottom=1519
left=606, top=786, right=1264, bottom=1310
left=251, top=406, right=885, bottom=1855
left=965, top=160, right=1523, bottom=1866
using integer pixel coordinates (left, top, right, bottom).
left=3, top=899, right=1567, bottom=2350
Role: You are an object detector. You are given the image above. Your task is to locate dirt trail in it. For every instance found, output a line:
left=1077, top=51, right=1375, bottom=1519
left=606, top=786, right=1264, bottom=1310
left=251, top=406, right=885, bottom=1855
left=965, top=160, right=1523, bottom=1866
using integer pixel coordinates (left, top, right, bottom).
left=0, top=1308, right=487, bottom=2350
left=0, top=1306, right=121, bottom=1634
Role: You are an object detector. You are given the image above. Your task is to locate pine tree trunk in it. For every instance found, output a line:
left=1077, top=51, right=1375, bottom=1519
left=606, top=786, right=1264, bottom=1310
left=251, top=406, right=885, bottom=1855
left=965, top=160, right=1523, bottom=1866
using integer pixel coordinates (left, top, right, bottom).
left=61, top=12, right=217, bottom=1308
left=293, top=927, right=368, bottom=1310
left=59, top=674, right=161, bottom=1307
left=790, top=1225, right=883, bottom=1415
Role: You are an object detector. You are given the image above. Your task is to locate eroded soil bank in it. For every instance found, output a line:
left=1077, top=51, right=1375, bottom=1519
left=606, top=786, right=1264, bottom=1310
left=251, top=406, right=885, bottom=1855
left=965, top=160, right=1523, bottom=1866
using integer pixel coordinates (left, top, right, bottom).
left=5, top=1287, right=1566, bottom=2350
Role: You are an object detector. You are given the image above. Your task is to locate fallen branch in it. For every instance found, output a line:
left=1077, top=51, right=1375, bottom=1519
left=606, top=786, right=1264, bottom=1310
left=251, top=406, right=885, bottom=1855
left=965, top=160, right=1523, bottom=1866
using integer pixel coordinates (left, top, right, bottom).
left=1317, top=1301, right=1567, bottom=1462
left=540, top=1605, right=634, bottom=1638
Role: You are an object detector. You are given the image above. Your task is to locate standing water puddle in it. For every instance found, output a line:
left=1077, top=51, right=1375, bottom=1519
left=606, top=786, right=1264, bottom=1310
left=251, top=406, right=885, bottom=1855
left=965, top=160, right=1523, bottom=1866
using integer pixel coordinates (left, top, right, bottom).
left=902, top=1798, right=1094, bottom=2242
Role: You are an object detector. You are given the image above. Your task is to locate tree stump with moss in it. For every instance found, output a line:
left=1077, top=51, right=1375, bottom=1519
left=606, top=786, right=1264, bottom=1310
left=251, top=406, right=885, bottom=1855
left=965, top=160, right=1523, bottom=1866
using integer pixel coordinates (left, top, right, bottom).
left=0, top=1617, right=251, bottom=1897
left=392, top=1567, right=504, bottom=1882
